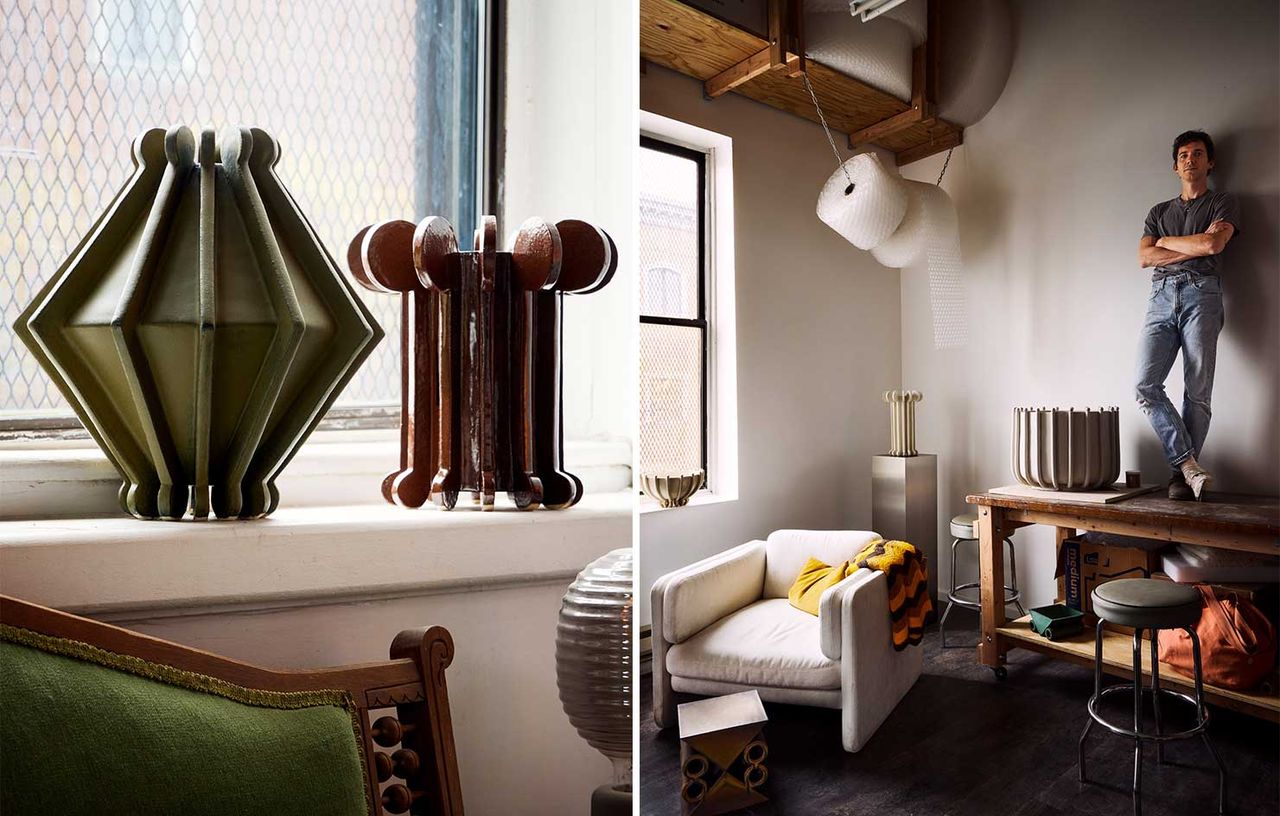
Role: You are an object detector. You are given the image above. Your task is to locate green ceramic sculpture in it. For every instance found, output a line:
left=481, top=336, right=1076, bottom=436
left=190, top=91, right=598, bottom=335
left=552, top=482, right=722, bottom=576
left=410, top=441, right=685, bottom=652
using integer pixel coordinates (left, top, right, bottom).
left=16, top=126, right=382, bottom=520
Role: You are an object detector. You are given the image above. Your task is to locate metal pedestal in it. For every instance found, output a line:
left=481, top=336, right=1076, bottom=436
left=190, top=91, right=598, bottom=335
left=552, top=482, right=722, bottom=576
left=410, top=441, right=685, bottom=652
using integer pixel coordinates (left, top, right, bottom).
left=871, top=454, right=938, bottom=607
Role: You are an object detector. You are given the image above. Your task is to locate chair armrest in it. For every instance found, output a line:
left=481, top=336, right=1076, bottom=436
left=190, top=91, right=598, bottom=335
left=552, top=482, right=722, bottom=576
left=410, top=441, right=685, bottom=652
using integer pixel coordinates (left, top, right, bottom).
left=818, top=569, right=881, bottom=661
left=652, top=541, right=767, bottom=645
left=833, top=569, right=923, bottom=752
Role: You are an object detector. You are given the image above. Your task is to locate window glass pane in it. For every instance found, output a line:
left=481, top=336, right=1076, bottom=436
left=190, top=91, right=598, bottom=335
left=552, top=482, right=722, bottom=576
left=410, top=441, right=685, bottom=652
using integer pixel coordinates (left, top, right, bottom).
left=639, top=321, right=703, bottom=475
left=638, top=145, right=700, bottom=320
left=0, top=0, right=477, bottom=416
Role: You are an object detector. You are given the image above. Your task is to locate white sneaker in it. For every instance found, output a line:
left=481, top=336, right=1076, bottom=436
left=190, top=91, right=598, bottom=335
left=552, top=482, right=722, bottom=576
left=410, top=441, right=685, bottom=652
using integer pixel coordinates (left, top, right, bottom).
left=1178, top=456, right=1212, bottom=501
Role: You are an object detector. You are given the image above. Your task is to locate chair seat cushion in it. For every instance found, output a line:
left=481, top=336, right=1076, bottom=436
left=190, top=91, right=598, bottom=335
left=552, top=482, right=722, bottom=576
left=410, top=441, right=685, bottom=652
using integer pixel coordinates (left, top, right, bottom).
left=666, top=599, right=840, bottom=690
left=1092, top=578, right=1202, bottom=629
left=949, top=513, right=978, bottom=540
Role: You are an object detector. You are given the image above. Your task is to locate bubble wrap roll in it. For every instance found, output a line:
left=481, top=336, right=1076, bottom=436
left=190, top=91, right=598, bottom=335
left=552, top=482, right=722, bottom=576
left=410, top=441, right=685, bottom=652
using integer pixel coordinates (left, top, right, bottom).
left=869, top=181, right=968, bottom=348
left=926, top=226, right=967, bottom=349
left=805, top=11, right=913, bottom=102
left=881, top=0, right=927, bottom=46
left=870, top=180, right=939, bottom=267
left=816, top=152, right=909, bottom=250
left=938, top=0, right=1013, bottom=127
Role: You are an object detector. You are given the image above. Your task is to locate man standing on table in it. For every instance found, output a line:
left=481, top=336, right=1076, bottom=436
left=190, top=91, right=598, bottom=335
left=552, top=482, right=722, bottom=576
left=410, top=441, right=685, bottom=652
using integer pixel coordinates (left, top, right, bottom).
left=1136, top=130, right=1240, bottom=501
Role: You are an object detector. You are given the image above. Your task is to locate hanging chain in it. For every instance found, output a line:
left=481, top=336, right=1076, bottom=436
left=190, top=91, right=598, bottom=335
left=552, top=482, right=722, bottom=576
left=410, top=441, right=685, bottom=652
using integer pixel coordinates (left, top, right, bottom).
left=805, top=71, right=954, bottom=191
left=936, top=146, right=955, bottom=186
left=801, top=71, right=854, bottom=188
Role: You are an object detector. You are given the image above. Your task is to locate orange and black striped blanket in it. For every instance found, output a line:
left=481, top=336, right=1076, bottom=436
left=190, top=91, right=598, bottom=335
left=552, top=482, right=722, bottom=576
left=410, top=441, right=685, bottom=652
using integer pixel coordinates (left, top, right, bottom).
left=852, top=539, right=935, bottom=650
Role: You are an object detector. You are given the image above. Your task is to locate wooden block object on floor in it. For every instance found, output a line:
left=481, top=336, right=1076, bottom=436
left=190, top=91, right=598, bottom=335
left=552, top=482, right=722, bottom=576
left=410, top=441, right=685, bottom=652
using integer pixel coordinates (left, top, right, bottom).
left=677, top=690, right=769, bottom=815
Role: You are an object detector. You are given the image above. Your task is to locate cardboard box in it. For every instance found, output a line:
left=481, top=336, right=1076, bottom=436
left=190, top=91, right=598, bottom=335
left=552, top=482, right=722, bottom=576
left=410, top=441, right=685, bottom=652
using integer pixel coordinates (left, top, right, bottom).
left=1056, top=534, right=1167, bottom=635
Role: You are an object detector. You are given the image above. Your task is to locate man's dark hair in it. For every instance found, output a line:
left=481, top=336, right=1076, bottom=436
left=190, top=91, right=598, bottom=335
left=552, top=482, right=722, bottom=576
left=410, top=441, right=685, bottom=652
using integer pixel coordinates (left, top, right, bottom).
left=1172, top=130, right=1215, bottom=173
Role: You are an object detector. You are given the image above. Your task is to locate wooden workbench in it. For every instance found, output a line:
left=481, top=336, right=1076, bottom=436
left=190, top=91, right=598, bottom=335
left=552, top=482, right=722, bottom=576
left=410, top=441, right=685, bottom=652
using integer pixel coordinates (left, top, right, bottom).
left=966, top=489, right=1280, bottom=721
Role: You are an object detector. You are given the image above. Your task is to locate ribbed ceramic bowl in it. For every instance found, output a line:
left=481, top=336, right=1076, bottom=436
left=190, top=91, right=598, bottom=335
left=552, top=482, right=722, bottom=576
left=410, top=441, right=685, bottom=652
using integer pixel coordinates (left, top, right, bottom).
left=641, top=471, right=705, bottom=508
left=1012, top=407, right=1119, bottom=491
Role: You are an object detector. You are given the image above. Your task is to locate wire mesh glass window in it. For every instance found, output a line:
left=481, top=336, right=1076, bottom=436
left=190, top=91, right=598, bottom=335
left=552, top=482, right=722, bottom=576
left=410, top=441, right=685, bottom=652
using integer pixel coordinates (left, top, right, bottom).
left=0, top=0, right=480, bottom=422
left=638, top=136, right=707, bottom=482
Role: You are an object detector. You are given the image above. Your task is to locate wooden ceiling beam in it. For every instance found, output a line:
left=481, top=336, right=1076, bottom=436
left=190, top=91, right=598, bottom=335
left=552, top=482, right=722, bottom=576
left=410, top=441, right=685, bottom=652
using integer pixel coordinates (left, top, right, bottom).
left=643, top=0, right=963, bottom=165
left=705, top=46, right=796, bottom=99
left=894, top=126, right=962, bottom=167
left=787, top=0, right=807, bottom=78
left=848, top=105, right=932, bottom=146
left=707, top=0, right=805, bottom=99
left=768, top=0, right=785, bottom=66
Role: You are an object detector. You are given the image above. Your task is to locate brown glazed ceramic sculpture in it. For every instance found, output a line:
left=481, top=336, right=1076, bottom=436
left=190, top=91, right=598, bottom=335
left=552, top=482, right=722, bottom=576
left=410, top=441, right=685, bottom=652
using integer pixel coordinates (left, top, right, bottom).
left=349, top=214, right=616, bottom=511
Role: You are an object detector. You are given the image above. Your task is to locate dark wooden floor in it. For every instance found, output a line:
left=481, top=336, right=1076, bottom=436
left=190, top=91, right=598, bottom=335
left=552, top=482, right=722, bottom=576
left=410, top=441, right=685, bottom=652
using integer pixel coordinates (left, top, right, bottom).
left=640, top=619, right=1279, bottom=816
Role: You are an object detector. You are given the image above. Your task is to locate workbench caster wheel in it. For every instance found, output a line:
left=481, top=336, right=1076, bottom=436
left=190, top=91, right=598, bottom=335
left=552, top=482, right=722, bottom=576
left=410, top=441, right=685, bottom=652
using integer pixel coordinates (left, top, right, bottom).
left=992, top=666, right=1008, bottom=682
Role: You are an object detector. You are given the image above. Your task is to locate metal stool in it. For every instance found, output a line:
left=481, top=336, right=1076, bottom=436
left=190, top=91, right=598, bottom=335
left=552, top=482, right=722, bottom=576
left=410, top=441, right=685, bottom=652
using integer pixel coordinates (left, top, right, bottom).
left=938, top=512, right=1026, bottom=648
left=1078, top=579, right=1226, bottom=816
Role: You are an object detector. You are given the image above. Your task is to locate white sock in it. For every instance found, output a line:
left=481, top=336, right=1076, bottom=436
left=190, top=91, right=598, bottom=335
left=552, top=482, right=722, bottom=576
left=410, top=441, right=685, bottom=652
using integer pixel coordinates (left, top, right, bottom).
left=1179, top=455, right=1211, bottom=499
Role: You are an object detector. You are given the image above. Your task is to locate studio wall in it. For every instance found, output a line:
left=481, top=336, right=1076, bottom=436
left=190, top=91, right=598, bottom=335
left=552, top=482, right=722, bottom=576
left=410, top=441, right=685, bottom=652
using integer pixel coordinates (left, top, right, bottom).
left=899, top=0, right=1280, bottom=607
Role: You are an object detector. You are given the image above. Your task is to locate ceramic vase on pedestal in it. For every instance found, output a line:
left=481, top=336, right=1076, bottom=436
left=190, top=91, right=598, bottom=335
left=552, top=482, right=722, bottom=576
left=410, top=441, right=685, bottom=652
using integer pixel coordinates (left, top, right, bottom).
left=555, top=548, right=633, bottom=816
left=16, top=125, right=381, bottom=520
left=872, top=389, right=937, bottom=605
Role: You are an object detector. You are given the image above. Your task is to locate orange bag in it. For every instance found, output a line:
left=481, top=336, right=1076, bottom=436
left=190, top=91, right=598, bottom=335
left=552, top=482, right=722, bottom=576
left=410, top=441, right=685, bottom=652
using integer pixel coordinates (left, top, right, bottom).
left=1157, top=584, right=1277, bottom=691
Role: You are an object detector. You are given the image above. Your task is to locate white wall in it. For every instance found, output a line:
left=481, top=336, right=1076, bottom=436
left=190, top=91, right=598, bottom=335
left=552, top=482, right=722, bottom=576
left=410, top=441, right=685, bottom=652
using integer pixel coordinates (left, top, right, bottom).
left=505, top=0, right=637, bottom=447
left=638, top=65, right=904, bottom=625
left=898, top=0, right=1280, bottom=608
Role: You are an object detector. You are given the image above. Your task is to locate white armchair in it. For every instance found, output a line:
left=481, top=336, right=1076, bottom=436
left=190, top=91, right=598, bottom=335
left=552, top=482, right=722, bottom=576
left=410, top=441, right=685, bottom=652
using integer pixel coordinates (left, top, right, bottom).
left=651, top=530, right=924, bottom=753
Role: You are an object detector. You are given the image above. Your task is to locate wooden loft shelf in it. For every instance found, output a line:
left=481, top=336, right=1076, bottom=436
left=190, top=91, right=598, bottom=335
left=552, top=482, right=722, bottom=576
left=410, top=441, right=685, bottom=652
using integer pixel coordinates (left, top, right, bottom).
left=640, top=0, right=962, bottom=166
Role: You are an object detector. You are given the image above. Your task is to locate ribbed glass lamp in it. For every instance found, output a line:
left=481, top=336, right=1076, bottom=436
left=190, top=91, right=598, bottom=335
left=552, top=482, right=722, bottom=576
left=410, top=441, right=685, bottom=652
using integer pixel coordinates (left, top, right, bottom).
left=555, top=548, right=633, bottom=815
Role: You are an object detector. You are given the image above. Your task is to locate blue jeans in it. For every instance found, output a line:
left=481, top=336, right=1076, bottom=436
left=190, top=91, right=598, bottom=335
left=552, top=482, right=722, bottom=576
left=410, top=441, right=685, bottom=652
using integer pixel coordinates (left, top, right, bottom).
left=1134, top=273, right=1224, bottom=470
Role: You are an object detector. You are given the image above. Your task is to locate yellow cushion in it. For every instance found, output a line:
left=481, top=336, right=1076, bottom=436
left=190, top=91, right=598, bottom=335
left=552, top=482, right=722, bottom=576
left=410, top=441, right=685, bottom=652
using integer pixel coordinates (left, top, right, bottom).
left=787, top=556, right=854, bottom=616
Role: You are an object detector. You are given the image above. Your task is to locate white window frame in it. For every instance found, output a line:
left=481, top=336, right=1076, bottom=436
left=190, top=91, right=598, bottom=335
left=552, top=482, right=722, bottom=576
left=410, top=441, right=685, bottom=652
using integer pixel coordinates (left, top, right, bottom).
left=639, top=111, right=737, bottom=513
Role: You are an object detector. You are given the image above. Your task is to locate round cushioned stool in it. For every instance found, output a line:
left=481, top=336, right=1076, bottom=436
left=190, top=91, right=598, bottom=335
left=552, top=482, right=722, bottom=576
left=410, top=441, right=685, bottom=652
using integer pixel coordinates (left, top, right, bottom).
left=938, top=513, right=1026, bottom=648
left=1077, top=579, right=1226, bottom=816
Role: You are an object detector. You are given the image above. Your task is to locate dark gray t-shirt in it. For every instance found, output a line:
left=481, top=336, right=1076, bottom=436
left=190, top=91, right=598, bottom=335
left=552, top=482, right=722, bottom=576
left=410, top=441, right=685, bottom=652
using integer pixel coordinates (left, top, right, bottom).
left=1142, top=190, right=1241, bottom=280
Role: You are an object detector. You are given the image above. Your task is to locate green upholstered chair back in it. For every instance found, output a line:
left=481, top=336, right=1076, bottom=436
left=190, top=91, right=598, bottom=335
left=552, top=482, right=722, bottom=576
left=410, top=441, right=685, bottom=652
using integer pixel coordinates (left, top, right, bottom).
left=0, top=596, right=463, bottom=816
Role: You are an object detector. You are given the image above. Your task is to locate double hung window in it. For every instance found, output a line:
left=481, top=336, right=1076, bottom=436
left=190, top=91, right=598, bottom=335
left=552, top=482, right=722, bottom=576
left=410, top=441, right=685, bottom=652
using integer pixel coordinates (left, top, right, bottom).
left=638, top=136, right=708, bottom=486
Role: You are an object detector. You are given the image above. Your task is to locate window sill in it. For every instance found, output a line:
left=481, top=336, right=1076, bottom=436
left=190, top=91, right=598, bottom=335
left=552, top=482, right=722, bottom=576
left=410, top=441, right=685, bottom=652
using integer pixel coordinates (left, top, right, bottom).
left=0, top=491, right=632, bottom=619
left=0, top=429, right=633, bottom=619
left=0, top=429, right=632, bottom=520
left=639, top=489, right=737, bottom=515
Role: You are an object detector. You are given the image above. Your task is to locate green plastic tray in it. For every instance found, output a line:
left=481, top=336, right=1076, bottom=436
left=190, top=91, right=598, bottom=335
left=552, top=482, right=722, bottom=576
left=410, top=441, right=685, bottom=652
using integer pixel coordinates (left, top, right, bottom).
left=1029, top=604, right=1085, bottom=641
